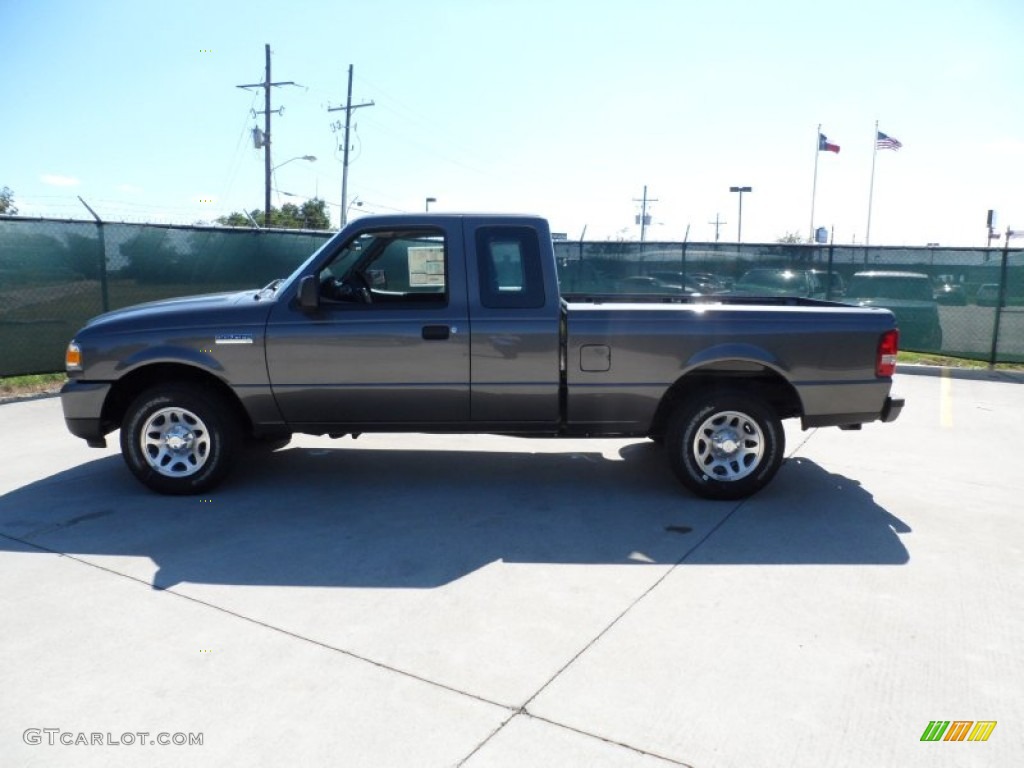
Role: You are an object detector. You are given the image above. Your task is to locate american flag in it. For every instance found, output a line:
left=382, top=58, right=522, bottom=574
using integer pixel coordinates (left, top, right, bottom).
left=876, top=131, right=902, bottom=151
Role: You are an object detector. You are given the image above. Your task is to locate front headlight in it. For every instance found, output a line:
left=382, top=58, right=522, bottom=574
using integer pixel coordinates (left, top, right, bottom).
left=65, top=341, right=82, bottom=371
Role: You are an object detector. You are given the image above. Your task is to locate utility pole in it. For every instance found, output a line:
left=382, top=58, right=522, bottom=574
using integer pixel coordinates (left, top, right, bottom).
left=632, top=185, right=658, bottom=243
left=708, top=213, right=727, bottom=242
left=328, top=64, right=374, bottom=227
left=237, top=44, right=297, bottom=226
left=989, top=227, right=1013, bottom=368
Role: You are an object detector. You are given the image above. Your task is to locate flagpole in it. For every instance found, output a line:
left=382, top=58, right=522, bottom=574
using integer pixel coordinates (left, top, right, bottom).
left=809, top=123, right=821, bottom=241
left=866, top=119, right=878, bottom=245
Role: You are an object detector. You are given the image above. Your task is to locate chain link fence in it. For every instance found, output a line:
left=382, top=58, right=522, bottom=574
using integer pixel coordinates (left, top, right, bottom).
left=554, top=240, right=1023, bottom=363
left=1, top=216, right=1021, bottom=377
left=0, top=217, right=332, bottom=376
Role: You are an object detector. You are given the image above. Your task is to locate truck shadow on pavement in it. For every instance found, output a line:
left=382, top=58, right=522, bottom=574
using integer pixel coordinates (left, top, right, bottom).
left=0, top=443, right=910, bottom=589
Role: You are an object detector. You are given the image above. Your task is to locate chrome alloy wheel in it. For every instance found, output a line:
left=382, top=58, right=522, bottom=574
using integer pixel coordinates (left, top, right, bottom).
left=140, top=407, right=211, bottom=478
left=692, top=409, right=765, bottom=482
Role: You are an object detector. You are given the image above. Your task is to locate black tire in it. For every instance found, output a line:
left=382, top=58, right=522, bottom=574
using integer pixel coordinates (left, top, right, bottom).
left=120, top=384, right=239, bottom=495
left=665, top=390, right=784, bottom=500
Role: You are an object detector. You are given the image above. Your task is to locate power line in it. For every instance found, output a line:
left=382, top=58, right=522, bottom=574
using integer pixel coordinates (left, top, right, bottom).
left=355, top=71, right=494, bottom=176
left=236, top=43, right=299, bottom=226
left=632, top=185, right=658, bottom=243
left=218, top=89, right=260, bottom=208
left=328, top=65, right=374, bottom=226
left=708, top=213, right=727, bottom=242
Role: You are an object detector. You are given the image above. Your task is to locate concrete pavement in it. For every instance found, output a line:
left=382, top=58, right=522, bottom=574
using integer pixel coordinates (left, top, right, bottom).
left=0, top=373, right=1021, bottom=766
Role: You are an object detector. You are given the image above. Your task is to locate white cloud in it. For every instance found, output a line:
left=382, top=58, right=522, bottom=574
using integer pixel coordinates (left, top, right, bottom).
left=117, top=183, right=143, bottom=194
left=41, top=174, right=80, bottom=187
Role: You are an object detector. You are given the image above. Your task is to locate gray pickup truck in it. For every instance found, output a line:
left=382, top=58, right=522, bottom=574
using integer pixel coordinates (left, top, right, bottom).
left=61, top=214, right=903, bottom=499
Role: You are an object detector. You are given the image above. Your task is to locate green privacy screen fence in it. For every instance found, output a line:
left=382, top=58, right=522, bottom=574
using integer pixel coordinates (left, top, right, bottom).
left=0, top=218, right=333, bottom=377
left=552, top=239, right=1024, bottom=365
left=1, top=215, right=1021, bottom=377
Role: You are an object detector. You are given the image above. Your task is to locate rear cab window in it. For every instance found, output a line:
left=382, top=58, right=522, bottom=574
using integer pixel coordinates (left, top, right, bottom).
left=475, top=226, right=546, bottom=309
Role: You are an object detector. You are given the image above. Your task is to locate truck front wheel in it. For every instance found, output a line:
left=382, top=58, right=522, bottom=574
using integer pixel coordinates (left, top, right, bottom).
left=120, top=384, right=239, bottom=495
left=665, top=391, right=784, bottom=500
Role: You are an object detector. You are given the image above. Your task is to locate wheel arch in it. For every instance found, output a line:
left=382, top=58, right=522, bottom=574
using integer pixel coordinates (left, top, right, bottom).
left=101, top=363, right=252, bottom=436
left=648, top=361, right=803, bottom=439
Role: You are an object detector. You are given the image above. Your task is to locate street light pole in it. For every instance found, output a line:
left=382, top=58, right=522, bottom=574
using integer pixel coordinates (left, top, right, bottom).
left=272, top=154, right=316, bottom=173
left=729, top=186, right=753, bottom=243
left=425, top=197, right=436, bottom=211
left=268, top=156, right=316, bottom=222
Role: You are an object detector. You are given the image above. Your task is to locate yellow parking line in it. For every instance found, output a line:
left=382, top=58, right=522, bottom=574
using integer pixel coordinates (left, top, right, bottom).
left=940, top=368, right=953, bottom=428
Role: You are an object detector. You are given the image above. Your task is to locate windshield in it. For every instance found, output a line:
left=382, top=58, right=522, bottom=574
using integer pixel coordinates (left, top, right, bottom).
left=278, top=229, right=364, bottom=290
left=319, top=233, right=378, bottom=279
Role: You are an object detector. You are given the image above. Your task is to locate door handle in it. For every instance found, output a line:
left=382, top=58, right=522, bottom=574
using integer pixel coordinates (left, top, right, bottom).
left=422, top=325, right=450, bottom=340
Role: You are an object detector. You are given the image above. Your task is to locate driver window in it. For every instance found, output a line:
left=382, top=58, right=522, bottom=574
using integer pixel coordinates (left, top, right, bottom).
left=320, top=229, right=447, bottom=307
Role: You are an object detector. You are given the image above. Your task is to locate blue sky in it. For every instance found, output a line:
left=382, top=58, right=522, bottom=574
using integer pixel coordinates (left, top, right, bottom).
left=3, top=0, right=1023, bottom=245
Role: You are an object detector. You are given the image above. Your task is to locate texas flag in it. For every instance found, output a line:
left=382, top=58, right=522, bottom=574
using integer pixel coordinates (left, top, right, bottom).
left=818, top=133, right=840, bottom=153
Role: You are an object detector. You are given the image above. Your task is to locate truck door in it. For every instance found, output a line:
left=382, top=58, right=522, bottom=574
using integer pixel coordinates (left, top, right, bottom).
left=467, top=223, right=562, bottom=425
left=265, top=224, right=470, bottom=426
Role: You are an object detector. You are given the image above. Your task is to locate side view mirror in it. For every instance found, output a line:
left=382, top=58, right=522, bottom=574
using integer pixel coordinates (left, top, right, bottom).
left=298, top=275, right=320, bottom=310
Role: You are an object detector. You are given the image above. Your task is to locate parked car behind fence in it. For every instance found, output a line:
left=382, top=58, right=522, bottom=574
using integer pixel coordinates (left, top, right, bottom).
left=845, top=271, right=943, bottom=350
left=725, top=269, right=827, bottom=299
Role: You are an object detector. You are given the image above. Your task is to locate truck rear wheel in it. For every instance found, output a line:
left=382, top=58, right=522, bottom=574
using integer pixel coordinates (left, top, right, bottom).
left=665, top=390, right=784, bottom=500
left=120, top=384, right=239, bottom=495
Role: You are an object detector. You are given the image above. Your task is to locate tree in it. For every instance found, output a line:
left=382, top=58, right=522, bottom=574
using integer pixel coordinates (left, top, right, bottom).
left=216, top=197, right=332, bottom=230
left=62, top=232, right=104, bottom=279
left=776, top=231, right=806, bottom=244
left=215, top=211, right=254, bottom=228
left=0, top=186, right=17, bottom=215
left=296, top=198, right=330, bottom=230
left=119, top=229, right=183, bottom=284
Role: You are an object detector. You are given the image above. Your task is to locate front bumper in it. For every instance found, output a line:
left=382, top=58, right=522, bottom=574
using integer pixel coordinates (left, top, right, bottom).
left=61, top=380, right=113, bottom=447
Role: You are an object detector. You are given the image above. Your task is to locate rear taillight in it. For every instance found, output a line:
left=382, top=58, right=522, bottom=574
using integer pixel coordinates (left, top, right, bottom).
left=876, top=329, right=899, bottom=377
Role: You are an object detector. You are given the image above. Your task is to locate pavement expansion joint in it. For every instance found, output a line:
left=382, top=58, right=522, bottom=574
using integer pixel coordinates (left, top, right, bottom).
left=787, top=426, right=818, bottom=457
left=0, top=530, right=515, bottom=712
left=520, top=494, right=748, bottom=713
left=525, top=713, right=695, bottom=767
left=456, top=710, right=694, bottom=767
left=455, top=499, right=751, bottom=766
left=5, top=519, right=727, bottom=767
